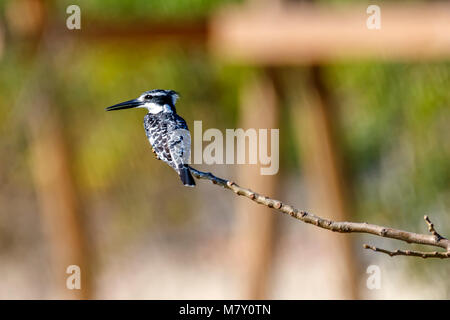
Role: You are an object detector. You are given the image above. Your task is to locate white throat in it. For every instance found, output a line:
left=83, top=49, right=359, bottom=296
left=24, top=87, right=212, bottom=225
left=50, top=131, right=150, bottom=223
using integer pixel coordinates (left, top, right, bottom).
left=143, top=103, right=173, bottom=114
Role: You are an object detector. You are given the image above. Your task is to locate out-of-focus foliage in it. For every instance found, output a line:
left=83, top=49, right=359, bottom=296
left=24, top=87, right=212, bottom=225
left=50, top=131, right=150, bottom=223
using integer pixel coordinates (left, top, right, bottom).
left=0, top=0, right=448, bottom=299
left=327, top=62, right=450, bottom=283
left=327, top=63, right=450, bottom=232
left=54, top=0, right=243, bottom=20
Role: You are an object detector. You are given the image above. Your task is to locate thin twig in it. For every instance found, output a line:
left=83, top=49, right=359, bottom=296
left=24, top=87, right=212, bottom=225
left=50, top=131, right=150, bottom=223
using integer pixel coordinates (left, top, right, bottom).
left=363, top=244, right=449, bottom=259
left=424, top=215, right=446, bottom=242
left=189, top=167, right=450, bottom=259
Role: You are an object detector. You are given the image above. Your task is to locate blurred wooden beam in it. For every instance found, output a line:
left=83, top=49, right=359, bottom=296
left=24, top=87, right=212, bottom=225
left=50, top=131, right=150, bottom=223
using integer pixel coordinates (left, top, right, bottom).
left=64, top=2, right=450, bottom=63
left=79, top=19, right=207, bottom=46
left=210, top=3, right=450, bottom=64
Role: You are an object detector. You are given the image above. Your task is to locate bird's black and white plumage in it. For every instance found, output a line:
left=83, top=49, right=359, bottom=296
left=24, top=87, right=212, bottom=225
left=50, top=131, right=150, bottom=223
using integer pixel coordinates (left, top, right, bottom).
left=106, top=89, right=195, bottom=187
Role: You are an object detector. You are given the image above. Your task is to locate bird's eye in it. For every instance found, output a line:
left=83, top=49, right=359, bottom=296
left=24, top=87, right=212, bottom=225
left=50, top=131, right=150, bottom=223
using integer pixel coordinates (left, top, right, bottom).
left=144, top=94, right=153, bottom=100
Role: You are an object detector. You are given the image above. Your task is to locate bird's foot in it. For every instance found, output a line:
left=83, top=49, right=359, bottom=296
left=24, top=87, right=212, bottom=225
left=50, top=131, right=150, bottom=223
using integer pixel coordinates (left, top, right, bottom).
left=152, top=149, right=160, bottom=160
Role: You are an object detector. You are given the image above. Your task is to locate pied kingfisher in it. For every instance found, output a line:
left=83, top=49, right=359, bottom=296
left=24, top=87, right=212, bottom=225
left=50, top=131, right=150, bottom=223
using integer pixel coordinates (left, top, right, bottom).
left=106, top=89, right=195, bottom=187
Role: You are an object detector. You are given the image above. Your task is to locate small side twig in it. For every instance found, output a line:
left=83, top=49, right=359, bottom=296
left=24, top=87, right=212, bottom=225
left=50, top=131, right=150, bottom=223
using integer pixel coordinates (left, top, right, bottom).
left=363, top=244, right=450, bottom=259
left=424, top=215, right=446, bottom=242
left=363, top=215, right=449, bottom=259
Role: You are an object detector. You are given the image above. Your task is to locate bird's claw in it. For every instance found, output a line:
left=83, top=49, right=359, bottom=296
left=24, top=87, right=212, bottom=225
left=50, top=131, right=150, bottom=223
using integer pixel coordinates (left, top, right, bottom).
left=152, top=149, right=160, bottom=160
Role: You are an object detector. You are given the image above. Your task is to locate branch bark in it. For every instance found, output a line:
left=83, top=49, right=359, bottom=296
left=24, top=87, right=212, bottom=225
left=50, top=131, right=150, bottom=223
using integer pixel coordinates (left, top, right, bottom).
left=189, top=167, right=450, bottom=259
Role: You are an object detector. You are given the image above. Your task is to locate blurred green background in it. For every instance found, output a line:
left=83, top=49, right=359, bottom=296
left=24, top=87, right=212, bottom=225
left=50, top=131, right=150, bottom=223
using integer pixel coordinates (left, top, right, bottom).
left=0, top=0, right=448, bottom=299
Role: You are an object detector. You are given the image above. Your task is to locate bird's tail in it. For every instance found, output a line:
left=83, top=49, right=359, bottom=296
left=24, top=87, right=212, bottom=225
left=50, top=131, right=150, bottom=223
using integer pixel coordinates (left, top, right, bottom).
left=179, top=165, right=196, bottom=187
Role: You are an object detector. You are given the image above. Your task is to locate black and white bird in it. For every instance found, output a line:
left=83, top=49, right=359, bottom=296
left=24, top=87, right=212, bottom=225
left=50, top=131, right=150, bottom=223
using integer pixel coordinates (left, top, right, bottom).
left=106, top=89, right=195, bottom=187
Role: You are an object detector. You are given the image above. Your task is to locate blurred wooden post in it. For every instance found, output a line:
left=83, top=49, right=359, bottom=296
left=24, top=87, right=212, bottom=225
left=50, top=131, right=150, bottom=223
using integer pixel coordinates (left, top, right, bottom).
left=27, top=97, right=91, bottom=299
left=6, top=0, right=92, bottom=300
left=232, top=71, right=279, bottom=299
left=293, top=67, right=359, bottom=299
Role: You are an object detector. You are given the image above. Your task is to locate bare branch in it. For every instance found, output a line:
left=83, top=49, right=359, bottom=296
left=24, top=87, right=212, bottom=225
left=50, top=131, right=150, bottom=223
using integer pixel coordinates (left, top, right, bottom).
left=189, top=167, right=450, bottom=259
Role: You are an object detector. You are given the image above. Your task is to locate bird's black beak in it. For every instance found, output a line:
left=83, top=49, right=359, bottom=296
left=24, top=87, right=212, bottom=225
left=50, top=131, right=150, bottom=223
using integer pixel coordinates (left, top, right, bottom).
left=106, top=98, right=143, bottom=111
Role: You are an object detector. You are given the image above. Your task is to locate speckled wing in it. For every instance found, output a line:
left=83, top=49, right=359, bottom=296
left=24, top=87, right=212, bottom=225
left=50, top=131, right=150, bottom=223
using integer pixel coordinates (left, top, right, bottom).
left=143, top=112, right=191, bottom=172
left=168, top=128, right=191, bottom=170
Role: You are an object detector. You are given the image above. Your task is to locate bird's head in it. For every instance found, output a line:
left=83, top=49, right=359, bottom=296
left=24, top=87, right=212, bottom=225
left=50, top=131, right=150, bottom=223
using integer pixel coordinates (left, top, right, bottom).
left=106, top=89, right=179, bottom=114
